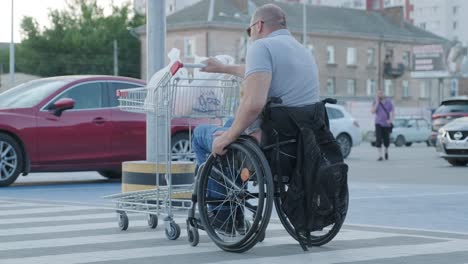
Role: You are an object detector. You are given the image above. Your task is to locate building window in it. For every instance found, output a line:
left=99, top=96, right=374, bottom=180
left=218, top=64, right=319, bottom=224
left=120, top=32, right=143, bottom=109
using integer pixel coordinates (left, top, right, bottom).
left=453, top=6, right=459, bottom=15
left=184, top=37, right=196, bottom=58
left=347, top=47, right=357, bottom=66
left=347, top=79, right=356, bottom=96
left=420, top=22, right=426, bottom=29
left=327, top=78, right=335, bottom=95
left=384, top=80, right=394, bottom=96
left=367, top=48, right=375, bottom=66
left=420, top=81, right=429, bottom=98
left=366, top=79, right=376, bottom=96
left=402, top=51, right=410, bottom=68
left=402, top=80, right=410, bottom=98
left=453, top=21, right=458, bottom=30
left=327, top=46, right=335, bottom=64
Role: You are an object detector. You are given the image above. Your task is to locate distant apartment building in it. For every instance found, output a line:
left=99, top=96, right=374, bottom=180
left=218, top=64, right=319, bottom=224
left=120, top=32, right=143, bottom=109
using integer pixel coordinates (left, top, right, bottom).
left=133, top=0, right=201, bottom=15
left=282, top=0, right=413, bottom=22
left=135, top=0, right=448, bottom=113
left=412, top=0, right=468, bottom=45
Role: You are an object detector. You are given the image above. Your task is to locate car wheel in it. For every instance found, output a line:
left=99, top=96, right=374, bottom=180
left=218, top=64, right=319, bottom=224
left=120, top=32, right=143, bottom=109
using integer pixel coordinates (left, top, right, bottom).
left=0, top=133, right=23, bottom=187
left=171, top=133, right=195, bottom=162
left=336, top=133, right=352, bottom=159
left=405, top=142, right=413, bottom=147
left=394, top=135, right=406, bottom=147
left=98, top=170, right=122, bottom=179
left=447, top=159, right=468, bottom=167
left=370, top=142, right=376, bottom=147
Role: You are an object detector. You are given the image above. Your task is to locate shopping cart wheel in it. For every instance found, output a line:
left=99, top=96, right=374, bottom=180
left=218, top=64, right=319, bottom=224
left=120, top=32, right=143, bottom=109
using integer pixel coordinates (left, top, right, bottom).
left=165, top=221, right=181, bottom=240
left=147, top=214, right=158, bottom=229
left=117, top=212, right=129, bottom=231
left=187, top=224, right=199, bottom=246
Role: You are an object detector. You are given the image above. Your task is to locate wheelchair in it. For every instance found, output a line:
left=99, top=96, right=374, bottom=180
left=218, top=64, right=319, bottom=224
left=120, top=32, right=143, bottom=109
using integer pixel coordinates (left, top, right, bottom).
left=186, top=126, right=349, bottom=253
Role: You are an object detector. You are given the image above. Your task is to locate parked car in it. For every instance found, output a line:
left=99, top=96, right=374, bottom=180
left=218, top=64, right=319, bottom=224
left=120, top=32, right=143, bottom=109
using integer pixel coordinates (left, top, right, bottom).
left=436, top=116, right=468, bottom=166
left=325, top=104, right=361, bottom=159
left=0, top=76, right=209, bottom=187
left=368, top=116, right=432, bottom=147
left=430, top=96, right=468, bottom=146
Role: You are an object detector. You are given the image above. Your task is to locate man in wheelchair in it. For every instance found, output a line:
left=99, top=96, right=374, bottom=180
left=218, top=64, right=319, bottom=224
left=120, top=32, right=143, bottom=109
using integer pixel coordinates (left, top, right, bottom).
left=190, top=3, right=348, bottom=251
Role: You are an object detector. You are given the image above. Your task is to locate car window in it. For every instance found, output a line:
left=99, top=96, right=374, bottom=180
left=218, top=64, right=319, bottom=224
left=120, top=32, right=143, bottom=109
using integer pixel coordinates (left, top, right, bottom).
left=48, top=82, right=104, bottom=110
left=393, top=119, right=408, bottom=127
left=0, top=79, right=67, bottom=109
left=326, top=107, right=344, bottom=120
left=417, top=119, right=429, bottom=128
left=108, top=82, right=143, bottom=107
left=435, top=101, right=468, bottom=114
left=407, top=119, right=417, bottom=127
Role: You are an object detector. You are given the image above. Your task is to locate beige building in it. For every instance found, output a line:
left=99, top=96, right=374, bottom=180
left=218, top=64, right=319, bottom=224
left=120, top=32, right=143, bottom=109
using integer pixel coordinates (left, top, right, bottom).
left=135, top=0, right=448, bottom=111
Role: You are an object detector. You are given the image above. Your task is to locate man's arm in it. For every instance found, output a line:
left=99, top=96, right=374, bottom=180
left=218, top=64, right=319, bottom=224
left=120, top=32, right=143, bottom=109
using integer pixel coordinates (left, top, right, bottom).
left=201, top=57, right=245, bottom=78
left=225, top=72, right=271, bottom=140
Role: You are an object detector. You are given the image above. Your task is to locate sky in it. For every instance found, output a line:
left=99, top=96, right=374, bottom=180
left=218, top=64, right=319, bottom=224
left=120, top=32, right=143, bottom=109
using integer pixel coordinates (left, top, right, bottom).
left=0, top=0, right=131, bottom=43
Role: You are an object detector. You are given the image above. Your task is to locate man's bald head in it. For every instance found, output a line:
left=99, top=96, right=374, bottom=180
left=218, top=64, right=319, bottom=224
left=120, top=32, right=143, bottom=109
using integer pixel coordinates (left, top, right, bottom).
left=253, top=4, right=287, bottom=29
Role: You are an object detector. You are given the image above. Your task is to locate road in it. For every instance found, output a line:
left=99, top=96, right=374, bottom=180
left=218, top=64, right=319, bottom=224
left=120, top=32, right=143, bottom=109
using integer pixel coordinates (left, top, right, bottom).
left=1, top=144, right=467, bottom=263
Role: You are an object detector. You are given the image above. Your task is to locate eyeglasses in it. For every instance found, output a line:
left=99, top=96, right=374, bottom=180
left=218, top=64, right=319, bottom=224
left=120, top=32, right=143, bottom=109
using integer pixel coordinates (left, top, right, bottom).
left=246, top=20, right=263, bottom=37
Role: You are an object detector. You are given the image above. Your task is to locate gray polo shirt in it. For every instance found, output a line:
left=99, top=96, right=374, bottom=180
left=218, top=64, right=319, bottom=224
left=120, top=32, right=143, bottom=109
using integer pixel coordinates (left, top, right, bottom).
left=245, top=29, right=320, bottom=106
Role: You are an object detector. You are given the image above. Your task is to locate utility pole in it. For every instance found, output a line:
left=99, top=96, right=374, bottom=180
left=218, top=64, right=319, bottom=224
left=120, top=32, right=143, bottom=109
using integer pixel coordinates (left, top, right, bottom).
left=146, top=0, right=166, bottom=162
left=113, top=40, right=118, bottom=76
left=10, top=0, right=15, bottom=86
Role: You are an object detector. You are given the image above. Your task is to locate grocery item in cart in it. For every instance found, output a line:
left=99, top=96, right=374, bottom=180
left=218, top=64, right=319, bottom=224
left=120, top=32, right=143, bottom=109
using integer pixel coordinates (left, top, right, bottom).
left=173, top=54, right=236, bottom=117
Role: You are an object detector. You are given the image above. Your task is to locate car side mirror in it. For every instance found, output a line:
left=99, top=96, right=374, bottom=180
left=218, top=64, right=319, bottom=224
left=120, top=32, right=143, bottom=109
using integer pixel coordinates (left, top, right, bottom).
left=49, top=98, right=75, bottom=117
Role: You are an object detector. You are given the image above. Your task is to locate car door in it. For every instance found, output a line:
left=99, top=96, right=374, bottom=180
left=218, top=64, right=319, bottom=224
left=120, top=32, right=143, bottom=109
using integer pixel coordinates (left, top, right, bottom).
left=36, top=81, right=112, bottom=168
left=417, top=119, right=431, bottom=141
left=405, top=119, right=418, bottom=142
left=106, top=81, right=146, bottom=163
left=326, top=107, right=343, bottom=138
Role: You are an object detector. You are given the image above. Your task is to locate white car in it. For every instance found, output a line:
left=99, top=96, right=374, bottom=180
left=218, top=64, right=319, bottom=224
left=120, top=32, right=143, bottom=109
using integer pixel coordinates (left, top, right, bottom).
left=436, top=116, right=468, bottom=166
left=326, top=104, right=362, bottom=158
left=368, top=117, right=432, bottom=147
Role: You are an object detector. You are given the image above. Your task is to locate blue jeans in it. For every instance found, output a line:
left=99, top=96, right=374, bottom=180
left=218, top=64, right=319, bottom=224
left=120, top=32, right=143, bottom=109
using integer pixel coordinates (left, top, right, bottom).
left=192, top=118, right=234, bottom=213
left=192, top=118, right=234, bottom=166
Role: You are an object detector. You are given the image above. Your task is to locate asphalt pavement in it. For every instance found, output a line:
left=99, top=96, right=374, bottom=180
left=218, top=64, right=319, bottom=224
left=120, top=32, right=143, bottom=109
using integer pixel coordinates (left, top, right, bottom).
left=1, top=144, right=467, bottom=263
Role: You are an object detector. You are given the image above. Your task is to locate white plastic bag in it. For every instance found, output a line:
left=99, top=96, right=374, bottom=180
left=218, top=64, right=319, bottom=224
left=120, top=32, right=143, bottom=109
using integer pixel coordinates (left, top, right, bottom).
left=173, top=54, right=236, bottom=116
left=144, top=48, right=188, bottom=110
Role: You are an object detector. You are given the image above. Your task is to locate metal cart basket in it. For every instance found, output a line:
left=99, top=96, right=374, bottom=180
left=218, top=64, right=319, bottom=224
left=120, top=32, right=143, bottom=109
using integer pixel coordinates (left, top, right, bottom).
left=104, top=61, right=240, bottom=240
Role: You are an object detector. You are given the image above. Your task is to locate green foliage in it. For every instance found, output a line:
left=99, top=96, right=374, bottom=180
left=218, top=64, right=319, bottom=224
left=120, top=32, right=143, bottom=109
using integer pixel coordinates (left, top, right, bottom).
left=16, top=0, right=144, bottom=78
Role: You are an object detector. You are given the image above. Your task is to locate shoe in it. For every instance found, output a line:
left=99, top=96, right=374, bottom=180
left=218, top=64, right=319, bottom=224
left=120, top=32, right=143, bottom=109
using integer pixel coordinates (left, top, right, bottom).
left=385, top=153, right=388, bottom=160
left=235, top=208, right=248, bottom=235
left=377, top=157, right=383, bottom=161
left=209, top=210, right=235, bottom=236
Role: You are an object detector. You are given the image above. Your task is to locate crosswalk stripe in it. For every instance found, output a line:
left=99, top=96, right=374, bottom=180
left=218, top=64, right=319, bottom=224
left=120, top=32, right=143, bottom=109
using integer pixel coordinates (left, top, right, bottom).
left=0, top=206, right=99, bottom=217
left=2, top=234, right=463, bottom=264
left=214, top=240, right=468, bottom=264
left=0, top=213, right=115, bottom=225
left=0, top=220, right=147, bottom=236
left=0, top=202, right=55, bottom=208
left=0, top=228, right=397, bottom=251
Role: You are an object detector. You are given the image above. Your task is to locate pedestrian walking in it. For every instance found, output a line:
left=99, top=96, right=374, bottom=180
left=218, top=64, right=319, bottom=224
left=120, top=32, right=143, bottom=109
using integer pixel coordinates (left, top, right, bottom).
left=371, top=88, right=394, bottom=161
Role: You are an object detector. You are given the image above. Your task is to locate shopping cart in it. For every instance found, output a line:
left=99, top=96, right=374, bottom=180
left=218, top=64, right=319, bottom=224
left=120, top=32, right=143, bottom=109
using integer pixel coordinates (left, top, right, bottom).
left=104, top=61, right=240, bottom=240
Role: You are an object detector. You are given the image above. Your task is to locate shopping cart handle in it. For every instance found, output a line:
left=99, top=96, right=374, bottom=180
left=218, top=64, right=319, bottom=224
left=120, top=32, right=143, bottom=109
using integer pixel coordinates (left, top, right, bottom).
left=170, top=61, right=207, bottom=75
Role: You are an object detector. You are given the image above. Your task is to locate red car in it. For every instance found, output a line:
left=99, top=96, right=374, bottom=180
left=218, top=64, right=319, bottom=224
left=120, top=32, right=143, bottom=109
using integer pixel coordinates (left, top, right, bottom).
left=0, top=76, right=207, bottom=187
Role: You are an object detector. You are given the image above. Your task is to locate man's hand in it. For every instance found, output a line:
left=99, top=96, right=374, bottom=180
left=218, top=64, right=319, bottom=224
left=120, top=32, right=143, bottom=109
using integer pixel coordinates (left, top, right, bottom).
left=212, top=130, right=236, bottom=157
left=201, top=58, right=225, bottom=73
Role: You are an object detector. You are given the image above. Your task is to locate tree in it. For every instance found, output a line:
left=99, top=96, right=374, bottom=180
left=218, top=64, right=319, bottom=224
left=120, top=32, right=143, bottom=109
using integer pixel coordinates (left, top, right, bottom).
left=16, top=0, right=144, bottom=78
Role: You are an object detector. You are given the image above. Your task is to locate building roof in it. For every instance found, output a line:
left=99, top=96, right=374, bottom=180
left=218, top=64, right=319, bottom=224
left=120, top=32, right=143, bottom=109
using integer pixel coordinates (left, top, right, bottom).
left=135, top=0, right=446, bottom=44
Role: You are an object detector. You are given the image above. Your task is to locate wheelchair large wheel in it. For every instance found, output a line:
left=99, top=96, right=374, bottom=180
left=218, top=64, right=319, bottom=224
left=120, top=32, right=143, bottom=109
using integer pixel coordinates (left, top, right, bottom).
left=274, top=183, right=349, bottom=247
left=197, top=140, right=274, bottom=253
